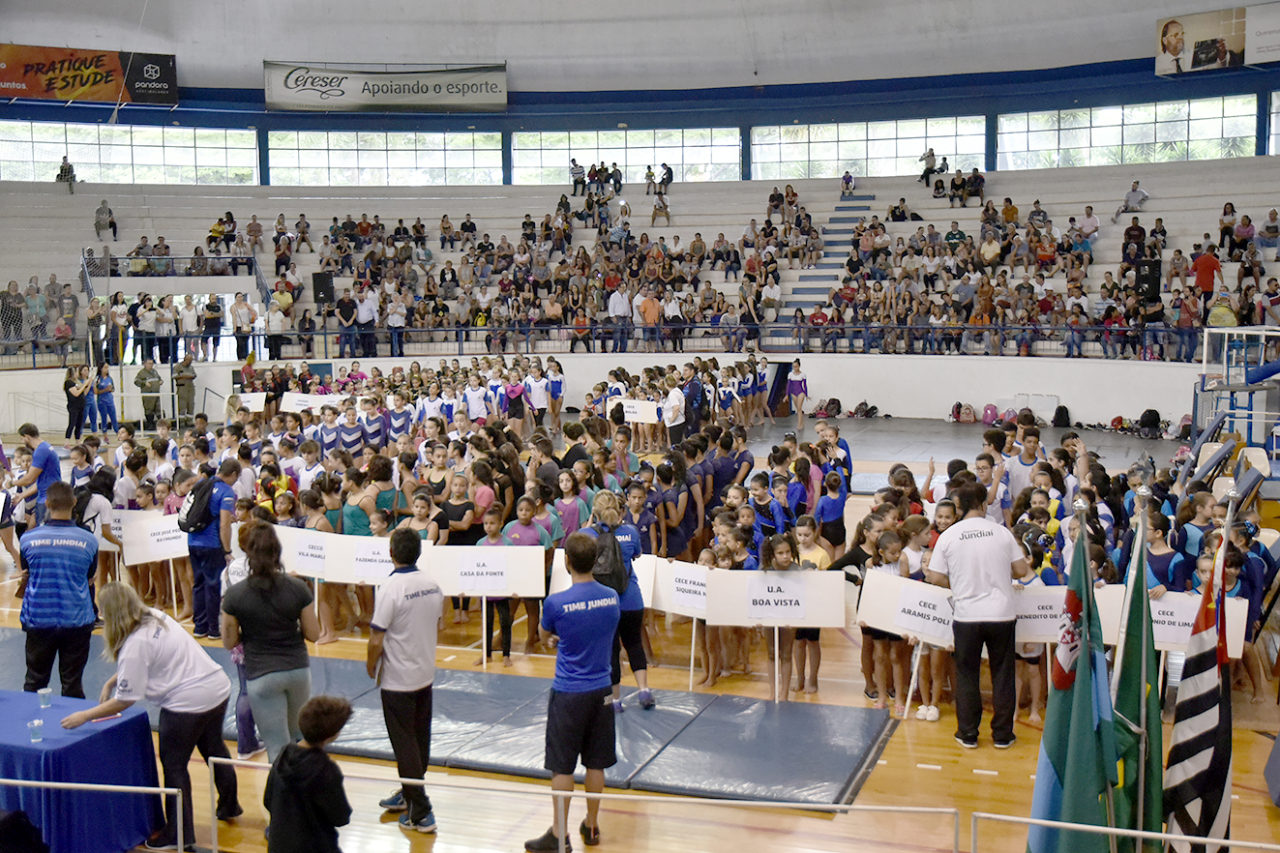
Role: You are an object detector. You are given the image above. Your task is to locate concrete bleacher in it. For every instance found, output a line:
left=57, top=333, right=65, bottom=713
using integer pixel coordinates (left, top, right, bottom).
left=1, top=156, right=1279, bottom=325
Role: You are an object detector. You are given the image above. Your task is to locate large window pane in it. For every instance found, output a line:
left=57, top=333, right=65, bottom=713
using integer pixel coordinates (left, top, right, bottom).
left=751, top=116, right=983, bottom=179
left=1001, top=95, right=1255, bottom=169
left=513, top=126, right=740, bottom=184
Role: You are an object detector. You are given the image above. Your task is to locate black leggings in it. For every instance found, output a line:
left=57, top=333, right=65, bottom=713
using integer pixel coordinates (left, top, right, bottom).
left=485, top=598, right=513, bottom=657
left=611, top=608, right=648, bottom=686
left=66, top=400, right=85, bottom=440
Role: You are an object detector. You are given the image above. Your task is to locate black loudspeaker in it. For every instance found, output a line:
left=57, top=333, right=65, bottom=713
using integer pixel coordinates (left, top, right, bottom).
left=1137, top=259, right=1162, bottom=302
left=312, top=272, right=334, bottom=305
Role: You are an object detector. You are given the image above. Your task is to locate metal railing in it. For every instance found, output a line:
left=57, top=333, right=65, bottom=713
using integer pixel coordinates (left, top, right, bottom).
left=0, top=775, right=184, bottom=852
left=0, top=319, right=1223, bottom=368
left=208, top=756, right=959, bottom=853
left=971, top=810, right=1280, bottom=853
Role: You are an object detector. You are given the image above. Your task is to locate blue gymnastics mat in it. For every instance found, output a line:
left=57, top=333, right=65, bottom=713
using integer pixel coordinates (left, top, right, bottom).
left=0, top=628, right=894, bottom=805
left=629, top=695, right=893, bottom=804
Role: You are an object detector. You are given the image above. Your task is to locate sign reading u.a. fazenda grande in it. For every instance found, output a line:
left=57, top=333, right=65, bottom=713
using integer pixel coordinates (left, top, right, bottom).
left=264, top=61, right=506, bottom=111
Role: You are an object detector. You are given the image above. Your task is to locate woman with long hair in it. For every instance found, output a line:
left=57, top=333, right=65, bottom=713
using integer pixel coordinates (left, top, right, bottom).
left=61, top=582, right=240, bottom=850
left=63, top=364, right=91, bottom=441
left=220, top=520, right=319, bottom=760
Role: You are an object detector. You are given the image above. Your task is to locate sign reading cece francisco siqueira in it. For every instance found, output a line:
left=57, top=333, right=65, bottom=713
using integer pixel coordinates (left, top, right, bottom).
left=264, top=61, right=506, bottom=111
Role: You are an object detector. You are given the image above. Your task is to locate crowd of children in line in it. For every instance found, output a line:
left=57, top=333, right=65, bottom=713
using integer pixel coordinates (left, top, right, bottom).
left=7, top=357, right=1275, bottom=725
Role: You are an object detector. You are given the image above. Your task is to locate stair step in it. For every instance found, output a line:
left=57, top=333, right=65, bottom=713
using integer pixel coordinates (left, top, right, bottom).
left=791, top=286, right=831, bottom=294
left=814, top=262, right=844, bottom=269
left=829, top=213, right=870, bottom=221
left=837, top=195, right=876, bottom=203
left=798, top=272, right=838, bottom=281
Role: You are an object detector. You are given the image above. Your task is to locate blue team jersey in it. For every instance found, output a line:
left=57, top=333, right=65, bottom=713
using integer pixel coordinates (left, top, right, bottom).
left=318, top=424, right=340, bottom=455
left=542, top=580, right=620, bottom=692
left=386, top=407, right=414, bottom=440
left=30, top=442, right=61, bottom=503
left=188, top=480, right=236, bottom=550
left=338, top=422, right=364, bottom=452
left=548, top=372, right=564, bottom=399
left=19, top=520, right=98, bottom=629
left=361, top=412, right=386, bottom=447
left=624, top=508, right=658, bottom=555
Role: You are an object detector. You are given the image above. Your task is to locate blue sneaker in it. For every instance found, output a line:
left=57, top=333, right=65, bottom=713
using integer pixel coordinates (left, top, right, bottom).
left=379, top=790, right=406, bottom=812
left=399, top=810, right=437, bottom=833
left=637, top=689, right=655, bottom=710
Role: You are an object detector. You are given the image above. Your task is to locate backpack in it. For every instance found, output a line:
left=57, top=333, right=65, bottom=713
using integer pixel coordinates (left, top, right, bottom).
left=852, top=401, right=869, bottom=418
left=1052, top=405, right=1071, bottom=428
left=177, top=476, right=218, bottom=534
left=958, top=404, right=976, bottom=424
left=590, top=524, right=630, bottom=596
left=824, top=398, right=843, bottom=418
left=982, top=404, right=999, bottom=426
left=71, top=486, right=93, bottom=532
left=1138, top=408, right=1161, bottom=440
left=950, top=401, right=962, bottom=422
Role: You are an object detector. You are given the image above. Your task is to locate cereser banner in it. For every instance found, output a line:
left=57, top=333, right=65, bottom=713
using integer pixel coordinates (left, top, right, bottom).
left=0, top=44, right=178, bottom=104
left=264, top=62, right=507, bottom=112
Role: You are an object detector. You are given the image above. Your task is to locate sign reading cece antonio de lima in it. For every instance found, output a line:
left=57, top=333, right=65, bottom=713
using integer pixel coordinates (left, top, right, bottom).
left=264, top=61, right=506, bottom=111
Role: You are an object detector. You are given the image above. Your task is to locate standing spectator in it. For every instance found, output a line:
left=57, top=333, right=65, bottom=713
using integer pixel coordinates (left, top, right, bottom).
left=20, top=482, right=97, bottom=697
left=64, top=366, right=91, bottom=441
left=174, top=352, right=197, bottom=422
left=265, top=301, right=290, bottom=361
left=1191, top=245, right=1224, bottom=323
left=59, top=583, right=241, bottom=851
left=231, top=292, right=257, bottom=361
left=925, top=482, right=1028, bottom=749
left=94, top=200, right=117, bottom=241
left=523, top=532, right=619, bottom=853
left=368, top=528, right=444, bottom=833
left=221, top=520, right=319, bottom=761
left=55, top=156, right=75, bottom=192
left=187, top=460, right=239, bottom=641
left=263, top=696, right=352, bottom=853
left=1112, top=180, right=1150, bottom=223
left=662, top=374, right=687, bottom=445
left=335, top=288, right=358, bottom=358
left=134, top=357, right=163, bottom=429
left=12, top=424, right=61, bottom=525
left=202, top=292, right=224, bottom=360
left=355, top=287, right=380, bottom=357
left=569, top=159, right=586, bottom=196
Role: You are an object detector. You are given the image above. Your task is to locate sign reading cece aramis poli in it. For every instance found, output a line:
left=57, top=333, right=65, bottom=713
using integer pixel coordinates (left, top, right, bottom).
left=0, top=44, right=177, bottom=104
left=264, top=61, right=506, bottom=112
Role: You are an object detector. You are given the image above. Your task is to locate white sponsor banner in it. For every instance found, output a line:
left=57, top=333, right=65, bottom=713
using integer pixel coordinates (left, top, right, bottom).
left=264, top=62, right=507, bottom=112
left=704, top=569, right=844, bottom=628
left=1246, top=2, right=1280, bottom=64
left=621, top=399, right=660, bottom=425
left=118, top=510, right=189, bottom=566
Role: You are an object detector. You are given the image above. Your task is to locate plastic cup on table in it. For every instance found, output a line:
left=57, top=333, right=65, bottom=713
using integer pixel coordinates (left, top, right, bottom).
left=27, top=719, right=43, bottom=743
left=37, top=687, right=52, bottom=708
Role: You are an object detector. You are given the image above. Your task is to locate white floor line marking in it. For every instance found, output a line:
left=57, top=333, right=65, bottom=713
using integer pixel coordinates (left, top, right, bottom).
left=877, top=759, right=888, bottom=766
left=973, top=769, right=998, bottom=776
left=915, top=763, right=942, bottom=771
left=443, top=655, right=456, bottom=662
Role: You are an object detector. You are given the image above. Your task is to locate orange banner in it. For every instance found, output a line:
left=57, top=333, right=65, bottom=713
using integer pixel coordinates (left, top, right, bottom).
left=0, top=44, right=177, bottom=104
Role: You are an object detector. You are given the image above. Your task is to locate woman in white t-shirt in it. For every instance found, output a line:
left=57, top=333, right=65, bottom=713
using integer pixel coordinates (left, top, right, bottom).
left=178, top=295, right=201, bottom=360
left=662, top=373, right=686, bottom=445
left=60, top=583, right=240, bottom=849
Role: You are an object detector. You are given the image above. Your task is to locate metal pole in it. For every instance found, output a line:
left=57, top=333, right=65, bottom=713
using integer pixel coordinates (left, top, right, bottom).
left=481, top=595, right=488, bottom=672
left=773, top=626, right=780, bottom=702
left=689, top=617, right=696, bottom=692
left=905, top=641, right=923, bottom=720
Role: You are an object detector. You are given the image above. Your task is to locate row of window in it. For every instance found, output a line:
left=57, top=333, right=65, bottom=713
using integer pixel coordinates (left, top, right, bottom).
left=0, top=92, right=1276, bottom=187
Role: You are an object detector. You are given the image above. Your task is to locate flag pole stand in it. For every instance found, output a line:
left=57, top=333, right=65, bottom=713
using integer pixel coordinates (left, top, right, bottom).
left=905, top=641, right=923, bottom=720
left=688, top=619, right=697, bottom=692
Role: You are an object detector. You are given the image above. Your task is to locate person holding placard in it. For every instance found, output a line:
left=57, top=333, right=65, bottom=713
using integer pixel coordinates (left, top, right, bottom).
left=762, top=532, right=802, bottom=702
left=525, top=532, right=620, bottom=853
left=368, top=528, right=444, bottom=833
left=925, top=482, right=1028, bottom=750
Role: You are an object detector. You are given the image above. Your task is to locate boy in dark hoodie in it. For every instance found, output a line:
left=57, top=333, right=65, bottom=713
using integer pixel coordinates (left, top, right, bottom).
left=264, top=695, right=353, bottom=853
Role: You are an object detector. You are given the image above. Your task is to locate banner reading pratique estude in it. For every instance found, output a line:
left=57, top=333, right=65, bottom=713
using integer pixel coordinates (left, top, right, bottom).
left=0, top=43, right=177, bottom=104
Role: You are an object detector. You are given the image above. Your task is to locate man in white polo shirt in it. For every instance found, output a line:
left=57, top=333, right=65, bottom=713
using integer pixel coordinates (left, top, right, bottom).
left=926, top=482, right=1028, bottom=750
left=368, top=528, right=444, bottom=833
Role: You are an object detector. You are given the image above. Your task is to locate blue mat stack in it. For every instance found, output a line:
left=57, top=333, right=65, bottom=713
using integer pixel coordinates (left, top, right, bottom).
left=0, top=628, right=891, bottom=805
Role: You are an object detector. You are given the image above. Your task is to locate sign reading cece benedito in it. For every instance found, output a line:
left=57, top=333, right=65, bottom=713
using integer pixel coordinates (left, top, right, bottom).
left=263, top=61, right=506, bottom=112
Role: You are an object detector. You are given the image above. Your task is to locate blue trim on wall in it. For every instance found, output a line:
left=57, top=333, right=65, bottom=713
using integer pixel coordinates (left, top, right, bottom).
left=3, top=56, right=1279, bottom=185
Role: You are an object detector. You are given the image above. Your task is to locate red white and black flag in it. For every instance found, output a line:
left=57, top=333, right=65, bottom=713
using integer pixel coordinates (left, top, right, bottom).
left=1162, top=537, right=1232, bottom=852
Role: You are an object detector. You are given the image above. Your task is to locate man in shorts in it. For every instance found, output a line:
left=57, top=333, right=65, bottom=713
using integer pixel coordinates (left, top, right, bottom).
left=525, top=532, right=620, bottom=852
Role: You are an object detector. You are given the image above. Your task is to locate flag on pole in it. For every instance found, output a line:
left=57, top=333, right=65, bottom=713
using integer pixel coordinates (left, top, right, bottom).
left=1027, top=525, right=1119, bottom=853
left=1163, top=536, right=1232, bottom=852
left=1112, top=537, right=1163, bottom=852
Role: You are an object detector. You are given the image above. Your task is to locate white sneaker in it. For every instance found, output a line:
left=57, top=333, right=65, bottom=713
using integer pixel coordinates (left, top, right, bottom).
left=915, top=704, right=929, bottom=720
left=925, top=705, right=940, bottom=722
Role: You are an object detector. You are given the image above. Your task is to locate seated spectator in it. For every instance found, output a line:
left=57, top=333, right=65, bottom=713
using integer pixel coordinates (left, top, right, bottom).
left=765, top=187, right=784, bottom=218
left=1112, top=180, right=1150, bottom=223
left=840, top=171, right=855, bottom=197
left=1238, top=242, right=1265, bottom=289
left=948, top=170, right=968, bottom=207
left=966, top=168, right=986, bottom=204
left=1147, top=217, right=1168, bottom=255
left=94, top=200, right=117, bottom=241
left=209, top=248, right=230, bottom=276
left=931, top=178, right=946, bottom=199
left=1230, top=214, right=1255, bottom=260
left=245, top=215, right=264, bottom=253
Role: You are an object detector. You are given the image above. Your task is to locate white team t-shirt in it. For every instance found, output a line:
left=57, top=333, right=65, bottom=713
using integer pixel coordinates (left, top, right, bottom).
left=370, top=567, right=444, bottom=692
left=114, top=610, right=231, bottom=713
left=930, top=517, right=1023, bottom=622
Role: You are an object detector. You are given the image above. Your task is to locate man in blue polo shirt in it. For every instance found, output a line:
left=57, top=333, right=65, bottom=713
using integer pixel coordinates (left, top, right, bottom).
left=187, top=460, right=240, bottom=640
left=525, top=532, right=620, bottom=853
left=21, top=481, right=97, bottom=698
left=13, top=423, right=63, bottom=525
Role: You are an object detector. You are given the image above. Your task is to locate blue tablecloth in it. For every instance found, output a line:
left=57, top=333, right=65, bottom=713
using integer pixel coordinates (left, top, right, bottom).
left=0, top=690, right=161, bottom=853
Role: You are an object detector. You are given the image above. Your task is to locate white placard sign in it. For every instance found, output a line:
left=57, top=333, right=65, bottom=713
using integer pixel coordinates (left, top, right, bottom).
left=264, top=61, right=507, bottom=112
left=704, top=569, right=844, bottom=628
left=657, top=559, right=708, bottom=618
left=275, top=525, right=329, bottom=580
left=350, top=537, right=393, bottom=582
left=1014, top=586, right=1069, bottom=645
left=745, top=571, right=807, bottom=621
left=238, top=392, right=268, bottom=413
left=621, top=399, right=660, bottom=425
left=454, top=550, right=509, bottom=594
left=118, top=510, right=189, bottom=566
left=279, top=392, right=321, bottom=413
left=548, top=548, right=654, bottom=604
left=890, top=578, right=956, bottom=647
